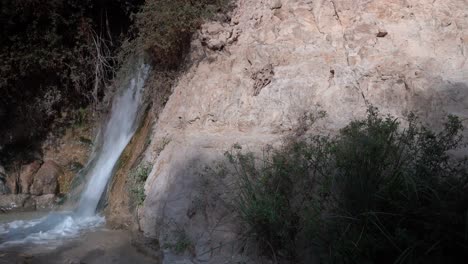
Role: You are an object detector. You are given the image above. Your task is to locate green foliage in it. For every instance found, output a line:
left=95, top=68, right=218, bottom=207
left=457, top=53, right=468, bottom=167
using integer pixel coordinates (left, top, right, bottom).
left=122, top=0, right=230, bottom=68
left=223, top=108, right=468, bottom=263
left=130, top=161, right=152, bottom=205
left=163, top=228, right=193, bottom=254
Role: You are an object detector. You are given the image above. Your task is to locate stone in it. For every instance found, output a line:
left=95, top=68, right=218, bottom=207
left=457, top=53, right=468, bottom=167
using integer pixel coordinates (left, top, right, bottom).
left=270, top=0, right=282, bottom=10
left=30, top=160, right=62, bottom=195
left=33, top=194, right=57, bottom=210
left=19, top=160, right=42, bottom=194
left=251, top=64, right=274, bottom=96
left=200, top=22, right=233, bottom=51
left=377, top=31, right=388, bottom=38
left=5, top=174, right=18, bottom=194
left=0, top=194, right=31, bottom=212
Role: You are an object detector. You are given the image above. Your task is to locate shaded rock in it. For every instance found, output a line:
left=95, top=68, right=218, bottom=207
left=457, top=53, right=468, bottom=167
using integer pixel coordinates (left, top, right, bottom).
left=0, top=164, right=8, bottom=194
left=33, top=194, right=57, bottom=210
left=30, top=160, right=62, bottom=195
left=23, top=196, right=36, bottom=210
left=19, top=160, right=42, bottom=194
left=5, top=173, right=19, bottom=194
left=0, top=181, right=8, bottom=194
left=200, top=22, right=233, bottom=51
left=251, top=64, right=274, bottom=96
left=377, top=31, right=388, bottom=38
left=0, top=194, right=31, bottom=212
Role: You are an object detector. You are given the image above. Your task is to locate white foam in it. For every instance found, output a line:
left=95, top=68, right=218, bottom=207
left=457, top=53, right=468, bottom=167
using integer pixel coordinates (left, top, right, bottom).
left=0, top=214, right=104, bottom=249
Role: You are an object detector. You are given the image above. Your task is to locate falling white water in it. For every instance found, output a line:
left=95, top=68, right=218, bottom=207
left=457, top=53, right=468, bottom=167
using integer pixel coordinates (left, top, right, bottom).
left=77, top=63, right=149, bottom=216
left=0, top=63, right=150, bottom=248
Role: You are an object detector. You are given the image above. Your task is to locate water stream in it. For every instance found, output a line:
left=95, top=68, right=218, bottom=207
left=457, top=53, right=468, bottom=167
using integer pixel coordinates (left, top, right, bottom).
left=0, top=64, right=150, bottom=248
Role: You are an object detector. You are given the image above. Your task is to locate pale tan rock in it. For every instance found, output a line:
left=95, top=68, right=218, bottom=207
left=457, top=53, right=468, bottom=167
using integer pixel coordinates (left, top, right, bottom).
left=30, top=160, right=62, bottom=195
left=270, top=0, right=282, bottom=10
left=19, top=160, right=42, bottom=194
left=33, top=194, right=57, bottom=210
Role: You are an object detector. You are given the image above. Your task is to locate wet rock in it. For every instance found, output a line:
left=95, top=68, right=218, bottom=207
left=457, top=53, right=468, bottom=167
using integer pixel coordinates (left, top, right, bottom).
left=0, top=194, right=31, bottom=212
left=23, top=196, right=36, bottom=210
left=19, top=160, right=42, bottom=194
left=33, top=194, right=57, bottom=210
left=30, top=160, right=62, bottom=195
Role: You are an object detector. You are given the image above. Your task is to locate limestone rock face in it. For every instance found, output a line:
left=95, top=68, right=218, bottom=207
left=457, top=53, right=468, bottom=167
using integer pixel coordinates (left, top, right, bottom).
left=30, top=161, right=62, bottom=195
left=19, top=160, right=42, bottom=194
left=139, top=0, right=468, bottom=262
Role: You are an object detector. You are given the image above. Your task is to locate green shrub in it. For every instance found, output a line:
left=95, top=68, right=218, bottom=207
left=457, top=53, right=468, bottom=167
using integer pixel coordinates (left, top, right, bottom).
left=122, top=0, right=230, bottom=68
left=222, top=108, right=468, bottom=263
left=130, top=161, right=152, bottom=205
left=163, top=227, right=193, bottom=254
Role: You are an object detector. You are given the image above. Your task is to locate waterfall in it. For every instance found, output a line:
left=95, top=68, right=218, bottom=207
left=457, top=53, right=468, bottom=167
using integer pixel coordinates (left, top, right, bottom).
left=0, top=63, right=150, bottom=247
left=77, top=63, right=149, bottom=216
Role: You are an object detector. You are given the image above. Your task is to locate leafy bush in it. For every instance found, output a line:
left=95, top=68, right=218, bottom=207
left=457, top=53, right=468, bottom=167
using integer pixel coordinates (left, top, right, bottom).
left=130, top=161, right=152, bottom=205
left=163, top=227, right=193, bottom=254
left=223, top=108, right=468, bottom=263
left=122, top=0, right=230, bottom=68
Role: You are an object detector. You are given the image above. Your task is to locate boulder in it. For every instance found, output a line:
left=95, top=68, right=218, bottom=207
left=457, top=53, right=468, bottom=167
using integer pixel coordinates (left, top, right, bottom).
left=19, top=160, right=42, bottom=194
left=30, top=161, right=62, bottom=195
left=0, top=194, right=32, bottom=212
left=5, top=174, right=18, bottom=194
left=33, top=194, right=57, bottom=210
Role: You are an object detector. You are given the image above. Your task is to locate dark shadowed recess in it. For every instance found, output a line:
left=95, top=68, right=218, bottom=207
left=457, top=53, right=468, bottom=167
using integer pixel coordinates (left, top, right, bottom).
left=0, top=0, right=143, bottom=164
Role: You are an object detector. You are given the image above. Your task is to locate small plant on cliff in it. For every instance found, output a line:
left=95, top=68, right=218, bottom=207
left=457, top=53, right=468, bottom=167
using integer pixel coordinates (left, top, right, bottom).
left=130, top=161, right=152, bottom=206
left=222, top=108, right=468, bottom=263
left=122, top=0, right=231, bottom=68
left=163, top=227, right=193, bottom=254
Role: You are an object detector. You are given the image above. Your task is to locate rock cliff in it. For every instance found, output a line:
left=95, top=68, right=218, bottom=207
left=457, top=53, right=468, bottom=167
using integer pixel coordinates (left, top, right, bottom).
left=139, top=0, right=467, bottom=262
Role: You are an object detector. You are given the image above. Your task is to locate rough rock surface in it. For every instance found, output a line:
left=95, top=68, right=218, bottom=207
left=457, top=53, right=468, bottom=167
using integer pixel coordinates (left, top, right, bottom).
left=0, top=194, right=35, bottom=212
left=33, top=194, right=57, bottom=210
left=19, top=160, right=42, bottom=194
left=30, top=161, right=62, bottom=195
left=139, top=0, right=467, bottom=262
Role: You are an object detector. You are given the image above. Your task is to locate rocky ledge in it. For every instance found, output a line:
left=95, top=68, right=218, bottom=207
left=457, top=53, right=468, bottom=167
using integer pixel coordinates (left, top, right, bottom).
left=0, top=161, right=62, bottom=212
